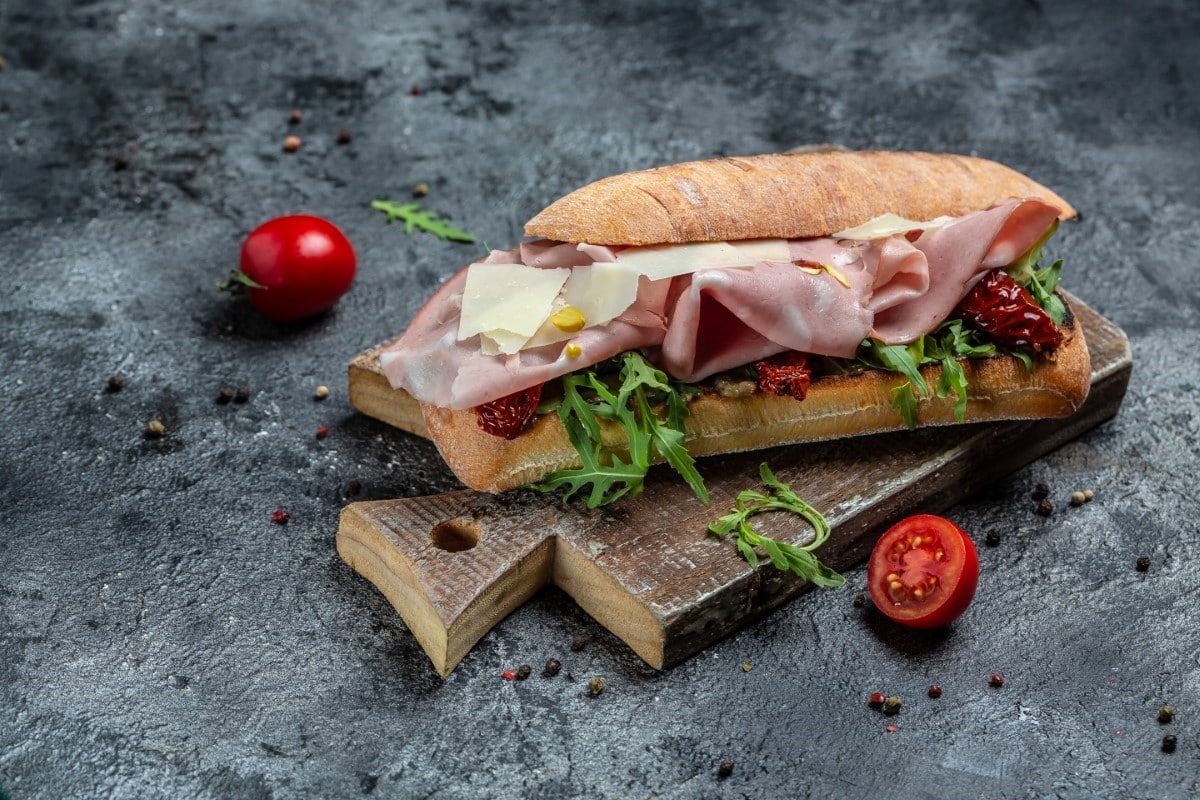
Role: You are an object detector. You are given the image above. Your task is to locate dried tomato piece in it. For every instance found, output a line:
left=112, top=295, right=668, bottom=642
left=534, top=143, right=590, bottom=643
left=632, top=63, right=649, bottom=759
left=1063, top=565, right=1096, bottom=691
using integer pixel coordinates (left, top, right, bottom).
left=956, top=270, right=1063, bottom=352
left=475, top=384, right=543, bottom=439
left=755, top=352, right=812, bottom=400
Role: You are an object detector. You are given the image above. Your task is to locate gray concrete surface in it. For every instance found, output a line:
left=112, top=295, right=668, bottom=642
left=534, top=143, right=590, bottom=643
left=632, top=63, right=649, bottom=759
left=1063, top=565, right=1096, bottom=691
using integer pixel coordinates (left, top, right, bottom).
left=2, top=0, right=1199, bottom=797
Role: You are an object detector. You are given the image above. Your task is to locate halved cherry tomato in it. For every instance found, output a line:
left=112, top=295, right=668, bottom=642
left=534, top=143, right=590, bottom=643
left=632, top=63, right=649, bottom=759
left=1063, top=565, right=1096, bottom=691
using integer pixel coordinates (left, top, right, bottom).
left=867, top=514, right=979, bottom=629
left=234, top=215, right=357, bottom=321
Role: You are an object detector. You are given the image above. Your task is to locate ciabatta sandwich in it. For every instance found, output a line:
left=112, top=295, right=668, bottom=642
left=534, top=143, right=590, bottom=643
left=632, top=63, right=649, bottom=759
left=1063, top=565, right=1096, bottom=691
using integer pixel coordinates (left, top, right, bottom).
left=374, top=151, right=1089, bottom=506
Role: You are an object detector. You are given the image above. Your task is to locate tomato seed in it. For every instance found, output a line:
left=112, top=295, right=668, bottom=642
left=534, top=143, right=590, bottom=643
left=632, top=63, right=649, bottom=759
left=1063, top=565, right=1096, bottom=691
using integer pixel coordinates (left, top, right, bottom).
left=989, top=674, right=1005, bottom=688
left=271, top=509, right=290, bottom=525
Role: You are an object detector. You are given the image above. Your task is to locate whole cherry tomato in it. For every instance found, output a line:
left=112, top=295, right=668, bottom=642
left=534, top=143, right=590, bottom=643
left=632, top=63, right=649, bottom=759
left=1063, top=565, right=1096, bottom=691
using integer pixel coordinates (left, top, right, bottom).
left=867, top=514, right=979, bottom=629
left=232, top=215, right=356, bottom=321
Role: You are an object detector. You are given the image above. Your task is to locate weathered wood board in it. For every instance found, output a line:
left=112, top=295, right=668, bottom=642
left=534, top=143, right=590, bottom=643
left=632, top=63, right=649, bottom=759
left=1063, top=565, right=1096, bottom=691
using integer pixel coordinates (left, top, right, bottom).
left=338, top=299, right=1130, bottom=676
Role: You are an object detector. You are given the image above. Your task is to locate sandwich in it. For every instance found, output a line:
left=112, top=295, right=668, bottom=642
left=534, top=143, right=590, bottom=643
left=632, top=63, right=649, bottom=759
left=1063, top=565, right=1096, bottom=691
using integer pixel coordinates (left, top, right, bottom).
left=373, top=151, right=1089, bottom=506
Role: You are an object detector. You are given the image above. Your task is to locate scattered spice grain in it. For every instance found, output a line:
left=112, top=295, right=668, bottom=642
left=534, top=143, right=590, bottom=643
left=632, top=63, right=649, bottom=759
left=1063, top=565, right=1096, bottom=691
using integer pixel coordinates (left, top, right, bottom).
left=543, top=659, right=561, bottom=677
left=516, top=664, right=532, bottom=681
left=288, top=109, right=303, bottom=124
left=570, top=635, right=587, bottom=651
left=314, top=385, right=330, bottom=400
left=409, top=85, right=422, bottom=96
left=1036, top=499, right=1053, bottom=517
left=146, top=419, right=165, bottom=437
left=234, top=386, right=250, bottom=403
left=336, top=127, right=353, bottom=145
left=283, top=134, right=301, bottom=153
left=1083, top=489, right=1095, bottom=502
left=989, top=673, right=1005, bottom=688
left=717, top=759, right=734, bottom=779
left=1070, top=491, right=1087, bottom=507
left=741, top=661, right=753, bottom=673
left=1158, top=705, right=1175, bottom=724
left=412, top=182, right=430, bottom=198
left=985, top=530, right=1002, bottom=547
left=852, top=593, right=865, bottom=607
left=1031, top=483, right=1050, bottom=500
left=1136, top=555, right=1152, bottom=572
left=885, top=724, right=898, bottom=733
left=928, top=685, right=943, bottom=699
left=113, top=154, right=130, bottom=171
left=868, top=692, right=885, bottom=708
left=271, top=509, right=290, bottom=525
left=216, top=386, right=234, bottom=404
left=1162, top=734, right=1178, bottom=753
left=500, top=669, right=517, bottom=681
left=344, top=480, right=362, bottom=496
left=587, top=676, right=606, bottom=697
left=316, top=425, right=328, bottom=440
left=883, top=695, right=902, bottom=715
left=106, top=374, right=125, bottom=393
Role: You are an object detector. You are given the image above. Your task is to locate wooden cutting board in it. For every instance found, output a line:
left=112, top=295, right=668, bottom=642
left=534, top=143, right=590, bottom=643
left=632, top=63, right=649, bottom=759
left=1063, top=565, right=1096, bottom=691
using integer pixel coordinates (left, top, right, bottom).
left=337, top=299, right=1130, bottom=675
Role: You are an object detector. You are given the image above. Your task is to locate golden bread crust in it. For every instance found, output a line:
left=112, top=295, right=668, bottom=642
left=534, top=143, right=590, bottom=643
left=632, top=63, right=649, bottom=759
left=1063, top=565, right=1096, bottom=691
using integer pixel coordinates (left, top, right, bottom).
left=524, top=151, right=1077, bottom=246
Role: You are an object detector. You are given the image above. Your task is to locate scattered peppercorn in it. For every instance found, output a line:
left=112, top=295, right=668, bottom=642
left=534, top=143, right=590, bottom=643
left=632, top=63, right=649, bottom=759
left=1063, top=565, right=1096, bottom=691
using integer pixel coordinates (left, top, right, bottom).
left=543, top=659, right=561, bottom=677
left=741, top=661, right=753, bottom=673
left=570, top=635, right=587, bottom=651
left=336, top=127, right=353, bottom=145
left=868, top=692, right=885, bottom=708
left=883, top=695, right=902, bottom=715
left=989, top=674, right=1005, bottom=688
left=314, top=385, right=330, bottom=400
left=985, top=530, right=1002, bottom=547
left=717, top=759, right=734, bottom=779
left=1032, top=483, right=1050, bottom=500
left=516, top=664, right=532, bottom=681
left=928, top=685, right=943, bottom=699
left=1162, top=734, right=1178, bottom=753
left=587, top=676, right=605, bottom=697
left=283, top=134, right=301, bottom=153
left=1083, top=489, right=1095, bottom=502
left=1158, top=704, right=1176, bottom=723
left=1136, top=555, right=1151, bottom=572
left=409, top=85, right=422, bottom=96
left=146, top=419, right=165, bottom=438
left=113, top=154, right=130, bottom=171
left=234, top=386, right=250, bottom=403
left=1070, top=491, right=1086, bottom=507
left=288, top=109, right=303, bottom=124
left=216, top=386, right=234, bottom=404
left=345, top=480, right=362, bottom=496
left=413, top=182, right=430, bottom=198
left=0, top=55, right=7, bottom=71
left=1036, top=499, right=1053, bottom=517
left=500, top=669, right=517, bottom=681
left=852, top=593, right=865, bottom=607
left=271, top=509, right=290, bottom=525
left=106, top=374, right=125, bottom=393
left=316, top=425, right=329, bottom=440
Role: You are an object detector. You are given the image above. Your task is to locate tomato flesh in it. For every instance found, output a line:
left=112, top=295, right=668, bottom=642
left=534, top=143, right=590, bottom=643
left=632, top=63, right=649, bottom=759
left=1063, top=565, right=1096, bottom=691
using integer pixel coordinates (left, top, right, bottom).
left=238, top=215, right=357, bottom=321
left=867, top=514, right=979, bottom=629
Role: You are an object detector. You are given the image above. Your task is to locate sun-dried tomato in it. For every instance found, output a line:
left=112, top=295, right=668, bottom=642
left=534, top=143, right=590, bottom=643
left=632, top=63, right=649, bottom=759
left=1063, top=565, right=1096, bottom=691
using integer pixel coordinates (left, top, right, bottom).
left=755, top=352, right=812, bottom=400
left=956, top=270, right=1063, bottom=352
left=475, top=384, right=543, bottom=439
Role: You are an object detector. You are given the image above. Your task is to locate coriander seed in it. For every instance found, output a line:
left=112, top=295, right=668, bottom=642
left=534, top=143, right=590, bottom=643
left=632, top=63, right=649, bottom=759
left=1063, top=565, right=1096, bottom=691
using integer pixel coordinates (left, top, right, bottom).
left=146, top=419, right=165, bottom=437
left=1083, top=489, right=1095, bottom=502
left=1070, top=491, right=1086, bottom=507
left=1158, top=704, right=1175, bottom=724
left=413, top=182, right=430, bottom=198
left=587, top=676, right=605, bottom=697
left=314, top=385, right=330, bottom=400
left=883, top=695, right=902, bottom=715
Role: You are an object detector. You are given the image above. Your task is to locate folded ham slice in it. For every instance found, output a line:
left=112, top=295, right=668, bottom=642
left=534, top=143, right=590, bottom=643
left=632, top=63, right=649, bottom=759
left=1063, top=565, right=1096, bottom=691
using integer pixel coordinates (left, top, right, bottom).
left=380, top=198, right=1061, bottom=409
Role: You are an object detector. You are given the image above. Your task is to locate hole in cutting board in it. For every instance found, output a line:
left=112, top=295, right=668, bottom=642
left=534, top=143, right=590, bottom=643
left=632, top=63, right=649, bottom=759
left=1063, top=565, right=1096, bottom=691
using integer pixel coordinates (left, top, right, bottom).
left=430, top=518, right=481, bottom=552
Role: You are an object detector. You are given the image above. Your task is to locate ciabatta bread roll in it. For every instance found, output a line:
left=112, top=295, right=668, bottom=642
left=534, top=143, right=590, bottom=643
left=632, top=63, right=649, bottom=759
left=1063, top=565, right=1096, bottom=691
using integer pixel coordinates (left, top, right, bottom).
left=374, top=151, right=1089, bottom=500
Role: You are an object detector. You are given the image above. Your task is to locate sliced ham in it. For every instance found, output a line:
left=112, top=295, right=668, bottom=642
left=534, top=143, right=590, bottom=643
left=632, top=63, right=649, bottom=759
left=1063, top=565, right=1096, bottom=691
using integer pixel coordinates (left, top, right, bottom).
left=381, top=198, right=1062, bottom=407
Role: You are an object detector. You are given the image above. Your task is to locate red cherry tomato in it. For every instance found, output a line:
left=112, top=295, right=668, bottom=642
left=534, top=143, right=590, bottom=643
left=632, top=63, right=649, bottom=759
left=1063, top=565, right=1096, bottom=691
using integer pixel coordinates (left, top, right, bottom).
left=237, top=215, right=356, bottom=321
left=867, top=514, right=979, bottom=629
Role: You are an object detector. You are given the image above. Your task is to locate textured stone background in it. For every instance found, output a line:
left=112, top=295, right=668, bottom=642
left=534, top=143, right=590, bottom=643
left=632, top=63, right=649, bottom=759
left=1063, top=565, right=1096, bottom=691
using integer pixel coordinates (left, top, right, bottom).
left=2, top=0, right=1199, bottom=797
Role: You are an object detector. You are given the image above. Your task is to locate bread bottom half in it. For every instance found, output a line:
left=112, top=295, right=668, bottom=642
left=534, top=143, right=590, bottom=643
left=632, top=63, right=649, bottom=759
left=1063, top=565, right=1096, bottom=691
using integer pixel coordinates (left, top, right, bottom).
left=419, top=315, right=1091, bottom=494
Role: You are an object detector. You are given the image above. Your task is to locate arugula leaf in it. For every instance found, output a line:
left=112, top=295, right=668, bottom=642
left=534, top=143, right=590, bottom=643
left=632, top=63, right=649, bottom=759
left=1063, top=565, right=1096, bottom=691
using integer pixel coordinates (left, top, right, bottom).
left=890, top=382, right=921, bottom=430
left=372, top=200, right=477, bottom=243
left=1029, top=259, right=1066, bottom=325
left=1006, top=218, right=1059, bottom=284
left=532, top=352, right=708, bottom=508
left=707, top=463, right=844, bottom=587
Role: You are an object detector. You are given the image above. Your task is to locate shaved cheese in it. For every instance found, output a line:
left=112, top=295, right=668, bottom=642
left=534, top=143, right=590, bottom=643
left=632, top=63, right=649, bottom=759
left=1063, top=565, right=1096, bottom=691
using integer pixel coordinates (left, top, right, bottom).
left=562, top=261, right=640, bottom=327
left=833, top=213, right=954, bottom=241
left=458, top=264, right=570, bottom=353
left=611, top=239, right=791, bottom=281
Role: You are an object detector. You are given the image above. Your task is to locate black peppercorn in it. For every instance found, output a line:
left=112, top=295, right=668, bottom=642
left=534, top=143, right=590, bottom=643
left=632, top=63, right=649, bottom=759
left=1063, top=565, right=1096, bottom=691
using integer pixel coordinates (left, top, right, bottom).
left=216, top=387, right=234, bottom=404
left=543, top=659, right=561, bottom=677
left=345, top=480, right=362, bottom=496
left=1032, top=483, right=1050, bottom=500
left=515, top=664, right=531, bottom=681
left=985, top=530, right=1002, bottom=547
left=570, top=635, right=587, bottom=651
left=928, top=685, right=942, bottom=699
left=1162, top=734, right=1177, bottom=753
left=852, top=593, right=865, bottom=608
left=1036, top=499, right=1053, bottom=517
left=106, top=374, right=125, bottom=393
left=1136, top=555, right=1151, bottom=572
left=234, top=386, right=250, bottom=403
left=718, top=759, right=734, bottom=778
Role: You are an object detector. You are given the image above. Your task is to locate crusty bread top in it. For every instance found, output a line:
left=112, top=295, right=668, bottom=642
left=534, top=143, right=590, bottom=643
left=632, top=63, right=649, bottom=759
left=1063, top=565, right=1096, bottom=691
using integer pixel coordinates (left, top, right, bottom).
left=524, top=151, right=1077, bottom=246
